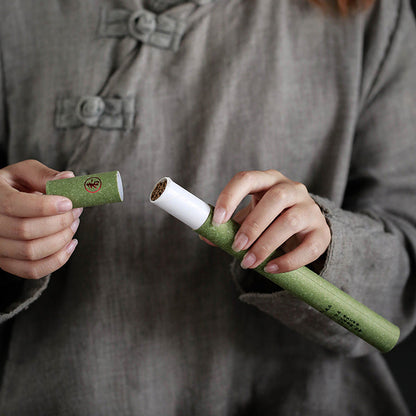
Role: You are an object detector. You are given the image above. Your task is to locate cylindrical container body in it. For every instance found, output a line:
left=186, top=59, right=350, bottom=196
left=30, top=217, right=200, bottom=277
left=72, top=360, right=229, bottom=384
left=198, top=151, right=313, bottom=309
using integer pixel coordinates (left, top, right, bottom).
left=197, top=209, right=400, bottom=353
left=150, top=177, right=400, bottom=353
left=46, top=171, right=123, bottom=208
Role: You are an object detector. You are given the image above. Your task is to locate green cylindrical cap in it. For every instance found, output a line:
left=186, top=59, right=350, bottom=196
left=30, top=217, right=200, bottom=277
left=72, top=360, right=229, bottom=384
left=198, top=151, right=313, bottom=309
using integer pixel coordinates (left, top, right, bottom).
left=46, top=171, right=123, bottom=208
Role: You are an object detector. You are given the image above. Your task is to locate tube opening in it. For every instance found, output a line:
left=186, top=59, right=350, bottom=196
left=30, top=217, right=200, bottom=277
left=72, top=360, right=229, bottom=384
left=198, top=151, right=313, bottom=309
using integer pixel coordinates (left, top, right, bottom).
left=117, top=171, right=124, bottom=202
left=150, top=178, right=167, bottom=201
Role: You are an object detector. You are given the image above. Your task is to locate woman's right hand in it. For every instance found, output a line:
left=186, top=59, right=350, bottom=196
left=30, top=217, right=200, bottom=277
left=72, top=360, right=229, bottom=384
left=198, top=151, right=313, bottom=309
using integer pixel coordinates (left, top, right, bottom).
left=0, top=160, right=83, bottom=279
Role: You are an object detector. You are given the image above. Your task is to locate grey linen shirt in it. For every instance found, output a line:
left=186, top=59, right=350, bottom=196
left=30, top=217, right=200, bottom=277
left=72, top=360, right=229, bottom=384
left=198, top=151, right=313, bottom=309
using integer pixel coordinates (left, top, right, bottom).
left=1, top=0, right=416, bottom=415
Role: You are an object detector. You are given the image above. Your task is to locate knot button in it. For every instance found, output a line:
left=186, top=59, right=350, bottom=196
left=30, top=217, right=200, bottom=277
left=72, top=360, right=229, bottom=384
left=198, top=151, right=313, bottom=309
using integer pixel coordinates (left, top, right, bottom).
left=76, top=96, right=105, bottom=126
left=129, top=11, right=157, bottom=39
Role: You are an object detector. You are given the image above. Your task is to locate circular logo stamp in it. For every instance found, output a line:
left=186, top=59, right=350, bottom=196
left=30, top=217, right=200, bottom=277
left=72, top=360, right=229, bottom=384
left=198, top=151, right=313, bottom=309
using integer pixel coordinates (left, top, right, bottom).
left=84, top=177, right=102, bottom=193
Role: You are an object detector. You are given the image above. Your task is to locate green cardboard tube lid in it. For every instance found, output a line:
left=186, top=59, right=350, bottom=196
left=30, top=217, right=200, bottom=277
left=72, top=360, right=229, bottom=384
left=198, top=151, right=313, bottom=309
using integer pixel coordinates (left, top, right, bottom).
left=46, top=171, right=123, bottom=208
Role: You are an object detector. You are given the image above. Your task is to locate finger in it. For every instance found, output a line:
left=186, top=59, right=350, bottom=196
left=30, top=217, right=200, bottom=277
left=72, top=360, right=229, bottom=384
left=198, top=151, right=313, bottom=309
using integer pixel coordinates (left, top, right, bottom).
left=213, top=170, right=284, bottom=225
left=0, top=239, right=78, bottom=280
left=0, top=208, right=83, bottom=240
left=0, top=221, right=80, bottom=261
left=239, top=204, right=311, bottom=269
left=0, top=159, right=74, bottom=193
left=0, top=186, right=73, bottom=217
left=231, top=182, right=301, bottom=253
left=264, top=229, right=331, bottom=274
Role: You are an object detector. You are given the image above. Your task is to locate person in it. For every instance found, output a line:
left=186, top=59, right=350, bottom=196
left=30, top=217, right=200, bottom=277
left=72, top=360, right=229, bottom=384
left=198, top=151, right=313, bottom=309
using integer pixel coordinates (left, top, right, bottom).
left=0, top=0, right=415, bottom=414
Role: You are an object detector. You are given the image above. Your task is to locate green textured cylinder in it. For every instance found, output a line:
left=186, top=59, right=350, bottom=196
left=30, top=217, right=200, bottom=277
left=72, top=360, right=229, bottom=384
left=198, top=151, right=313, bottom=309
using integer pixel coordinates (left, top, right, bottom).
left=46, top=171, right=123, bottom=208
left=197, top=208, right=400, bottom=353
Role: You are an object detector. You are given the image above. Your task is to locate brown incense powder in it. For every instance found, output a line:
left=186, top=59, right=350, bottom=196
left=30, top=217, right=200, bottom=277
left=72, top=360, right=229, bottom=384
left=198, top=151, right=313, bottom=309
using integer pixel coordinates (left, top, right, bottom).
left=151, top=179, right=167, bottom=201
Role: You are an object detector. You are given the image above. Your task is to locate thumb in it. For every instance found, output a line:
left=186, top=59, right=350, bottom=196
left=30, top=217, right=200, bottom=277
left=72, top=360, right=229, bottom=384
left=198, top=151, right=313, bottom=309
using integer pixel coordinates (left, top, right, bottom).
left=1, top=159, right=75, bottom=193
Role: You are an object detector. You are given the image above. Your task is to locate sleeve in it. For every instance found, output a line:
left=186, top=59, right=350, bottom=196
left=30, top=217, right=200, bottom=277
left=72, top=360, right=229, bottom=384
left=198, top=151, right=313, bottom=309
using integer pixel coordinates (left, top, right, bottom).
left=232, top=0, right=416, bottom=356
left=0, top=37, right=51, bottom=325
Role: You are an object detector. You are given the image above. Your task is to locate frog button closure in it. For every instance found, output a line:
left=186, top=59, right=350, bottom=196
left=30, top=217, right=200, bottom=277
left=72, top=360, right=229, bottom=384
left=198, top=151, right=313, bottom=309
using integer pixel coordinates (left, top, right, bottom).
left=128, top=10, right=157, bottom=39
left=55, top=96, right=135, bottom=130
left=75, top=96, right=105, bottom=127
left=99, top=8, right=187, bottom=52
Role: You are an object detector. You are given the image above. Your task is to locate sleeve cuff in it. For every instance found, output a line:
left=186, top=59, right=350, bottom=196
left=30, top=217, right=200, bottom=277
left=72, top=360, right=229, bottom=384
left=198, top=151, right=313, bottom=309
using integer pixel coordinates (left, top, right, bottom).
left=0, top=273, right=50, bottom=324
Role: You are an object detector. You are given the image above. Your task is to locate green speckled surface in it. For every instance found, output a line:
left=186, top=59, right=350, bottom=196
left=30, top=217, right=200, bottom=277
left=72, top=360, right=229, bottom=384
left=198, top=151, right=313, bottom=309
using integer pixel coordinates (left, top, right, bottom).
left=197, top=208, right=400, bottom=353
left=46, top=171, right=123, bottom=208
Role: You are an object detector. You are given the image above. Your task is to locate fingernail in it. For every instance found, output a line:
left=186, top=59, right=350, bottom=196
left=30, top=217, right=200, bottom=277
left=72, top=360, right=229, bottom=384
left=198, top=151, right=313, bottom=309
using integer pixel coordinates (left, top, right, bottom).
left=54, top=171, right=75, bottom=180
left=264, top=263, right=279, bottom=274
left=71, top=219, right=80, bottom=233
left=212, top=207, right=227, bottom=226
left=57, top=199, right=73, bottom=213
left=72, top=207, right=84, bottom=220
left=66, top=239, right=78, bottom=255
left=241, top=253, right=256, bottom=269
left=232, top=232, right=248, bottom=252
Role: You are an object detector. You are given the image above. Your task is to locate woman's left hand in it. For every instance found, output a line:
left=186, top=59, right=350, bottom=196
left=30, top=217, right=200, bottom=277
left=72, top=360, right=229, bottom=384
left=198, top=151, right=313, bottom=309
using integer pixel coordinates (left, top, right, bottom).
left=211, top=170, right=331, bottom=274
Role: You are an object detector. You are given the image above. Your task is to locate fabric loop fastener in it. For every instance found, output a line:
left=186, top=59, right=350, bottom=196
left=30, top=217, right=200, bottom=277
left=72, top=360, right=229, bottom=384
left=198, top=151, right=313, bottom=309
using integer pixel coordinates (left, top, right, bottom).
left=99, top=8, right=187, bottom=51
left=55, top=96, right=135, bottom=130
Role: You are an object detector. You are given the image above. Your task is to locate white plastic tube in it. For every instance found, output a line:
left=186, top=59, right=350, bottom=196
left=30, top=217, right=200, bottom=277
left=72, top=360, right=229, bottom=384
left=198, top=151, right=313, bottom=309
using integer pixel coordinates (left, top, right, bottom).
left=149, top=177, right=211, bottom=230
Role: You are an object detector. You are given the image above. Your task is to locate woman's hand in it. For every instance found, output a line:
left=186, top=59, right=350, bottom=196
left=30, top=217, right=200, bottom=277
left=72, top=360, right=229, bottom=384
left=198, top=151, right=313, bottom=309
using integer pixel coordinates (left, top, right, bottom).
left=212, top=170, right=331, bottom=273
left=0, top=160, right=82, bottom=279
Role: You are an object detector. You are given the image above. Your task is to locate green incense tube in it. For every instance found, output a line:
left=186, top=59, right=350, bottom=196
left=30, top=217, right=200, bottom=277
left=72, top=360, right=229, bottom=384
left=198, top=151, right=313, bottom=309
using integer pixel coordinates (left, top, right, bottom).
left=150, top=177, right=400, bottom=353
left=46, top=171, right=123, bottom=208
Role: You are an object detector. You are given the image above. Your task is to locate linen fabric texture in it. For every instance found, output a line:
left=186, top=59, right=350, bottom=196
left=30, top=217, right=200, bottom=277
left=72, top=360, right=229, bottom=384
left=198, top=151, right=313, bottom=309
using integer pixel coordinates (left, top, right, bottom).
left=0, top=0, right=416, bottom=415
